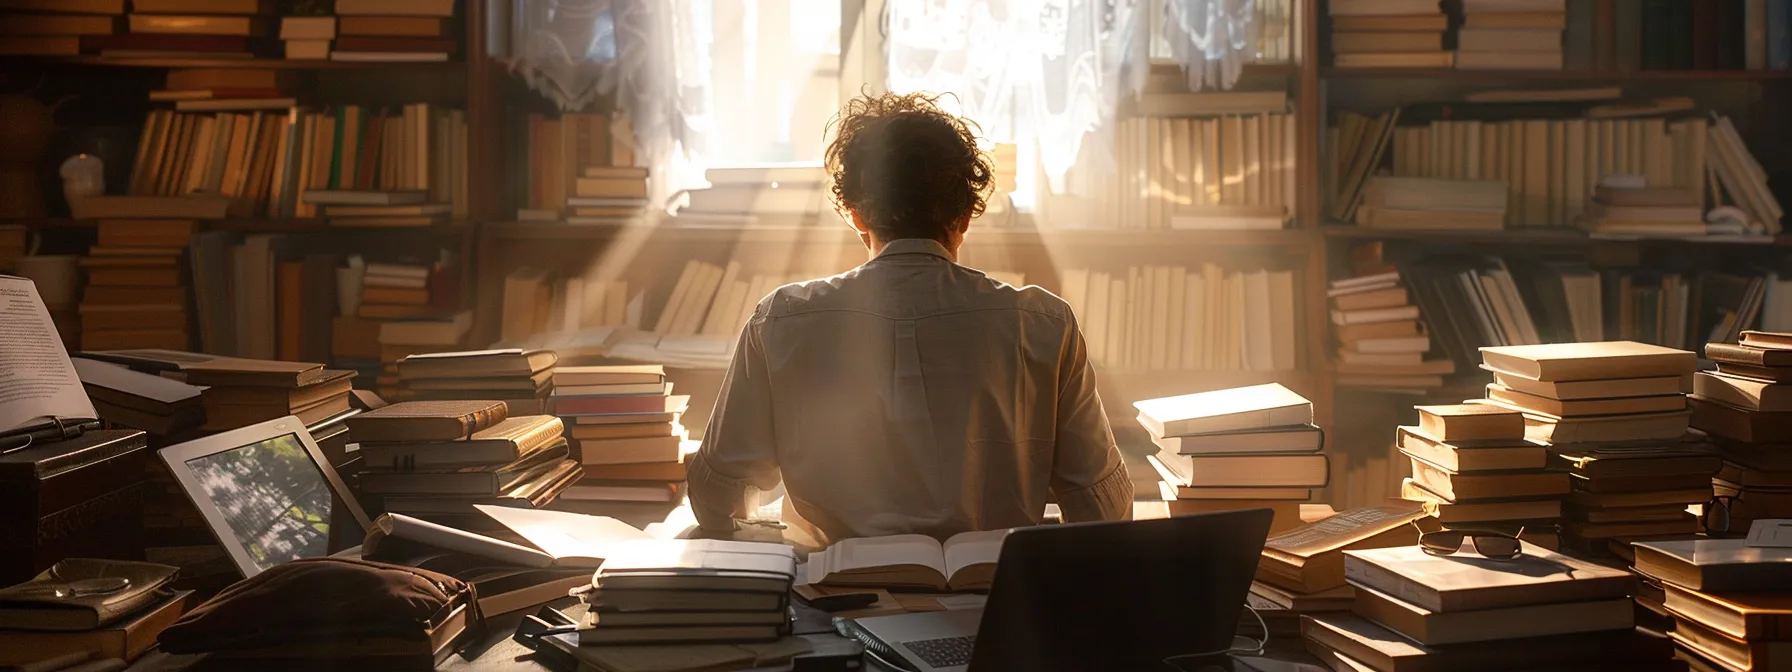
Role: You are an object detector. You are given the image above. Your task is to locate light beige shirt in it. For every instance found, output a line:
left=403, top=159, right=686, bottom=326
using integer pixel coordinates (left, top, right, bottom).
left=688, top=238, right=1132, bottom=546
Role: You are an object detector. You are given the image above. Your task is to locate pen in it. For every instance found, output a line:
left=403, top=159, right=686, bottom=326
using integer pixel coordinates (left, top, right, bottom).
left=0, top=418, right=101, bottom=455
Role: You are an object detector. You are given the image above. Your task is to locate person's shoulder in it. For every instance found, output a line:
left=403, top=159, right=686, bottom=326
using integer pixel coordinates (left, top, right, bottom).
left=966, top=269, right=1072, bottom=322
left=752, top=268, right=861, bottom=319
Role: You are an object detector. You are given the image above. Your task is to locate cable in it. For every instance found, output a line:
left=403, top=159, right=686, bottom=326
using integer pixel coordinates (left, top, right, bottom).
left=1161, top=604, right=1269, bottom=671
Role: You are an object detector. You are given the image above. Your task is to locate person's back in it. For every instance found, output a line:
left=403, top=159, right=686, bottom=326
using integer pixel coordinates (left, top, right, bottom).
left=688, top=93, right=1131, bottom=547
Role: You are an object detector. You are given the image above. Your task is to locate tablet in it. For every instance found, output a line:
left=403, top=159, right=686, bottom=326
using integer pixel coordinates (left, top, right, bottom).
left=159, top=416, right=372, bottom=577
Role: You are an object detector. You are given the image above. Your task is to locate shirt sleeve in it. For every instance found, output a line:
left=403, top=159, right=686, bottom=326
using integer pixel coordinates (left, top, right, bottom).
left=688, top=312, right=783, bottom=532
left=1049, top=312, right=1134, bottom=523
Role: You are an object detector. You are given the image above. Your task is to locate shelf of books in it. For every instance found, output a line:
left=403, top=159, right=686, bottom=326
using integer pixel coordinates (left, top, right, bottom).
left=1322, top=68, right=1792, bottom=81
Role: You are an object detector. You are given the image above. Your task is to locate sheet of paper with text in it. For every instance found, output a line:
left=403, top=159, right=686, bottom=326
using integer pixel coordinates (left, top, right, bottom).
left=0, top=275, right=98, bottom=430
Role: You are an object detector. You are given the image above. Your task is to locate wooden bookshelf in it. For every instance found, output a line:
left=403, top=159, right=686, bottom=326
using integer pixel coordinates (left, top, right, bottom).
left=481, top=220, right=1320, bottom=248
left=2, top=56, right=460, bottom=70
left=1322, top=67, right=1792, bottom=81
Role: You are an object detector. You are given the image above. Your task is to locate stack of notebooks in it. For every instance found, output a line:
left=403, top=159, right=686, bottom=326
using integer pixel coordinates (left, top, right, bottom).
left=1328, top=269, right=1454, bottom=390
left=330, top=0, right=456, bottom=63
left=279, top=13, right=333, bottom=60
left=73, top=357, right=205, bottom=440
left=1327, top=0, right=1451, bottom=69
left=574, top=539, right=798, bottom=645
left=1579, top=183, right=1709, bottom=238
left=1396, top=403, right=1564, bottom=550
left=358, top=261, right=438, bottom=320
left=1480, top=340, right=1697, bottom=445
left=1554, top=439, right=1719, bottom=560
left=567, top=167, right=651, bottom=226
left=184, top=359, right=354, bottom=431
left=350, top=402, right=579, bottom=526
left=1302, top=543, right=1675, bottom=671
left=1135, top=383, right=1328, bottom=533
left=0, top=0, right=120, bottom=56
left=1634, top=538, right=1792, bottom=672
left=1252, top=503, right=1428, bottom=638
left=78, top=219, right=198, bottom=352
left=396, top=349, right=558, bottom=416
left=1456, top=0, right=1565, bottom=71
left=549, top=366, right=693, bottom=526
left=1696, top=331, right=1792, bottom=529
left=102, top=0, right=267, bottom=60
left=1355, top=176, right=1509, bottom=231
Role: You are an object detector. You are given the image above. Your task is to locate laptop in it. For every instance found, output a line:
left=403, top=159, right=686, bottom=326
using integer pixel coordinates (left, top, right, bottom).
left=159, top=416, right=372, bottom=577
left=840, top=509, right=1275, bottom=671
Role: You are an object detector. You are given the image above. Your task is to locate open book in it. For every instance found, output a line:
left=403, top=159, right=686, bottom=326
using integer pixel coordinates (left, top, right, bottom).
left=371, top=507, right=652, bottom=569
left=805, top=530, right=1008, bottom=592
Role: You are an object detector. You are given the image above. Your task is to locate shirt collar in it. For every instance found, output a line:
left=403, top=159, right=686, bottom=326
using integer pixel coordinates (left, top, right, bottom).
left=873, top=238, right=955, bottom=263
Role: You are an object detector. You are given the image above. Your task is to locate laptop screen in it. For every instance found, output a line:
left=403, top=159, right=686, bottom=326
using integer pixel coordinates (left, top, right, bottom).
left=183, top=432, right=351, bottom=573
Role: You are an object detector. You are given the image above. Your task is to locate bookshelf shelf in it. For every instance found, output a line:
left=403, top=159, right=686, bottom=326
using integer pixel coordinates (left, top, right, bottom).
left=211, top=218, right=474, bottom=233
left=1321, top=225, right=1792, bottom=247
left=483, top=221, right=1320, bottom=249
left=1321, top=67, right=1792, bottom=81
left=2, top=56, right=461, bottom=71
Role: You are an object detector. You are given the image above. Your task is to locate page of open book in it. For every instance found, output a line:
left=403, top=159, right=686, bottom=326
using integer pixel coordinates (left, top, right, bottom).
left=381, top=513, right=555, bottom=569
left=476, top=505, right=649, bottom=566
left=0, top=276, right=97, bottom=430
left=942, top=529, right=1008, bottom=581
left=819, top=534, right=947, bottom=579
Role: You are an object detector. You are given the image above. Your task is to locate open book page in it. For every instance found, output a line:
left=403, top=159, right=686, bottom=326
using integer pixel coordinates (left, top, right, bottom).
left=942, top=529, right=1008, bottom=591
left=0, top=276, right=98, bottom=430
left=378, top=513, right=555, bottom=569
left=807, top=534, right=947, bottom=589
left=476, top=505, right=650, bottom=567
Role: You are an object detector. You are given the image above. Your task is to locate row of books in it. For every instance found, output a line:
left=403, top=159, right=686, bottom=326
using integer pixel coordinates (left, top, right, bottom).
left=127, top=103, right=469, bottom=221
left=279, top=12, right=457, bottom=63
left=519, top=112, right=639, bottom=217
left=1073, top=111, right=1296, bottom=230
left=1059, top=265, right=1299, bottom=371
left=0, top=0, right=454, bottom=58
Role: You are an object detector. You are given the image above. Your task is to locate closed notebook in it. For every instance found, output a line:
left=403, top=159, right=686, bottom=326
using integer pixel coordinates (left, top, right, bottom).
left=0, top=559, right=179, bottom=631
left=1132, top=383, right=1313, bottom=437
left=1479, top=341, right=1696, bottom=382
left=359, top=415, right=565, bottom=470
left=345, top=400, right=509, bottom=442
left=806, top=530, right=1008, bottom=593
left=1343, top=543, right=1630, bottom=613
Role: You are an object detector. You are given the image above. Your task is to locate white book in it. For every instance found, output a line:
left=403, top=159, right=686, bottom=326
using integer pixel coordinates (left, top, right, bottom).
left=1167, top=266, right=1187, bottom=370
left=1269, top=270, right=1296, bottom=371
left=1149, top=266, right=1170, bottom=369
left=1184, top=272, right=1204, bottom=369
left=1133, top=383, right=1314, bottom=437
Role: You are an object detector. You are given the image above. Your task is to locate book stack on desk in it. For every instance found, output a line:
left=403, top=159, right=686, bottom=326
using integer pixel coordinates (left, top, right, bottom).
left=1552, top=439, right=1719, bottom=561
left=1252, top=502, right=1427, bottom=637
left=1301, top=543, right=1676, bottom=672
left=548, top=365, right=693, bottom=526
left=377, top=310, right=471, bottom=397
left=0, top=560, right=192, bottom=666
left=1480, top=340, right=1697, bottom=445
left=183, top=359, right=355, bottom=430
left=395, top=349, right=557, bottom=416
left=1632, top=538, right=1792, bottom=672
left=575, top=539, right=798, bottom=645
left=1694, top=332, right=1792, bottom=531
left=347, top=401, right=579, bottom=526
left=78, top=219, right=199, bottom=352
left=1395, top=403, right=1566, bottom=551
left=72, top=357, right=205, bottom=440
left=1135, top=383, right=1329, bottom=534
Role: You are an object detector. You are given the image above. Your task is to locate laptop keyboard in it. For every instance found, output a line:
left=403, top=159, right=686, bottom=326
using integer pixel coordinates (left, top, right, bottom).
left=904, top=635, right=976, bottom=668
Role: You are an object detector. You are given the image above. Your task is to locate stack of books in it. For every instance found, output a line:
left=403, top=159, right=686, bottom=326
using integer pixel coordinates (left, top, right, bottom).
left=1136, top=383, right=1328, bottom=533
left=1252, top=503, right=1427, bottom=638
left=1327, top=0, right=1450, bottom=69
left=376, top=311, right=471, bottom=395
left=105, top=0, right=267, bottom=60
left=1355, top=177, right=1509, bottom=231
left=0, top=0, right=120, bottom=56
left=184, top=359, right=354, bottom=431
left=574, top=540, right=798, bottom=645
left=1329, top=269, right=1454, bottom=390
left=1480, top=340, right=1697, bottom=445
left=350, top=403, right=580, bottom=526
left=1553, top=439, right=1718, bottom=561
left=674, top=165, right=834, bottom=226
left=394, top=349, right=556, bottom=415
left=72, top=357, right=204, bottom=440
left=549, top=366, right=692, bottom=526
left=1634, top=538, right=1792, bottom=672
left=567, top=167, right=651, bottom=226
left=1456, top=0, right=1565, bottom=70
left=1303, top=543, right=1670, bottom=671
left=358, top=261, right=437, bottom=319
left=1694, top=331, right=1792, bottom=529
left=309, top=189, right=448, bottom=227
left=150, top=67, right=292, bottom=111
left=1395, top=403, right=1564, bottom=550
left=1579, top=182, right=1709, bottom=238
left=77, top=219, right=196, bottom=352
left=0, top=561, right=192, bottom=666
left=331, top=0, right=456, bottom=62
left=279, top=14, right=333, bottom=60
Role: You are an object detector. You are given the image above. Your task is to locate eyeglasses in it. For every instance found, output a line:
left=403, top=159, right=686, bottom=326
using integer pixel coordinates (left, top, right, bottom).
left=1703, top=496, right=1739, bottom=534
left=1411, top=520, right=1525, bottom=560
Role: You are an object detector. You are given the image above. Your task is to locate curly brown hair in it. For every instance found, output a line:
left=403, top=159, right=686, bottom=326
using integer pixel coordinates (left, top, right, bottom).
left=825, top=92, right=994, bottom=244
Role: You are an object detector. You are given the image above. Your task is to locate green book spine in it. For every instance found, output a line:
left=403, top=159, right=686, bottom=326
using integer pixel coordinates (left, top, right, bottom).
left=328, top=106, right=345, bottom=190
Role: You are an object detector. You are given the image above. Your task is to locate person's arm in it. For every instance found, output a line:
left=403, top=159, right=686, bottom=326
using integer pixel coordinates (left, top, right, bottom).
left=688, top=311, right=782, bottom=532
left=1050, top=313, right=1133, bottom=522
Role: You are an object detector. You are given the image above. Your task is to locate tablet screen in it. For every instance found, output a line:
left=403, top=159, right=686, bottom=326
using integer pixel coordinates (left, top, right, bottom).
left=184, top=432, right=342, bottom=573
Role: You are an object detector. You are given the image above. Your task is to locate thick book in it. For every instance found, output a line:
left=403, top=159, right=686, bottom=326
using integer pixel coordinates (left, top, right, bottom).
left=1709, top=342, right=1792, bottom=367
left=1152, top=451, right=1330, bottom=488
left=554, top=365, right=666, bottom=386
left=1256, top=502, right=1427, bottom=594
left=398, top=349, right=559, bottom=380
left=181, top=358, right=323, bottom=387
left=577, top=435, right=684, bottom=466
left=1740, top=330, right=1792, bottom=350
left=594, top=539, right=797, bottom=594
left=1487, top=368, right=1691, bottom=399
left=345, top=400, right=508, bottom=442
left=1663, top=583, right=1792, bottom=641
left=1400, top=480, right=1562, bottom=525
left=1479, top=341, right=1696, bottom=381
left=1695, top=371, right=1792, bottom=412
left=1344, top=544, right=1631, bottom=613
left=1404, top=454, right=1569, bottom=501
left=1517, top=407, right=1692, bottom=444
left=1352, top=583, right=1632, bottom=646
left=1414, top=403, right=1524, bottom=442
left=1633, top=539, right=1792, bottom=593
left=1689, top=395, right=1792, bottom=443
left=1132, top=383, right=1313, bottom=437
left=554, top=394, right=691, bottom=417
left=359, top=415, right=564, bottom=470
left=1396, top=426, right=1547, bottom=472
left=1300, top=612, right=1672, bottom=672
left=805, top=530, right=1006, bottom=592
left=1486, top=384, right=1686, bottom=417
left=1150, top=424, right=1323, bottom=455
left=1670, top=615, right=1787, bottom=672
left=358, top=441, right=569, bottom=495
